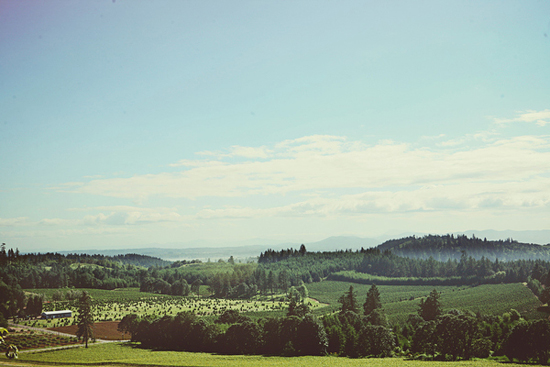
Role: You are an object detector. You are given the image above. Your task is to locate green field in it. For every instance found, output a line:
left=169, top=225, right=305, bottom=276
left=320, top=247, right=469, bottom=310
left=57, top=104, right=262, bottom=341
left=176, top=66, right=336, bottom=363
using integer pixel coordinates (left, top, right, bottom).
left=10, top=342, right=526, bottom=367
left=308, top=281, right=544, bottom=322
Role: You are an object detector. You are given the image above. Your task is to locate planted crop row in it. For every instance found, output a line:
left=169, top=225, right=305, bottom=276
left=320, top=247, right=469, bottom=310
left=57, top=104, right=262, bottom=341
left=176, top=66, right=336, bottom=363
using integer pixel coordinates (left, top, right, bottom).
left=4, top=331, right=79, bottom=350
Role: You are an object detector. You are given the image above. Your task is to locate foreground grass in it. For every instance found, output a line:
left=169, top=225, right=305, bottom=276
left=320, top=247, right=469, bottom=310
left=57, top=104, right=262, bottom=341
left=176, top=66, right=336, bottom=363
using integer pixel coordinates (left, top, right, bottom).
left=4, top=342, right=527, bottom=367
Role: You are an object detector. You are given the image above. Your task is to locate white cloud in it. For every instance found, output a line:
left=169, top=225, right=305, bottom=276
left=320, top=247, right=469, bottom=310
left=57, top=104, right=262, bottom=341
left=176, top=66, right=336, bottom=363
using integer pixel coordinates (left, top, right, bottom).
left=0, top=217, right=29, bottom=226
left=494, top=109, right=550, bottom=126
left=81, top=209, right=182, bottom=226
left=192, top=145, right=272, bottom=160
left=194, top=178, right=550, bottom=220
left=38, top=218, right=75, bottom=226
left=228, top=145, right=271, bottom=159
left=63, top=135, right=550, bottom=204
left=169, top=160, right=228, bottom=168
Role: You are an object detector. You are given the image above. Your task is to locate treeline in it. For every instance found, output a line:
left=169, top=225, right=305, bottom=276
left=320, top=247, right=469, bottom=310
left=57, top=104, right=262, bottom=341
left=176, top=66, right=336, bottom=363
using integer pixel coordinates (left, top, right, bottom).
left=257, top=244, right=307, bottom=263
left=378, top=234, right=550, bottom=261
left=119, top=311, right=330, bottom=356
left=0, top=246, right=170, bottom=268
left=0, top=244, right=171, bottom=290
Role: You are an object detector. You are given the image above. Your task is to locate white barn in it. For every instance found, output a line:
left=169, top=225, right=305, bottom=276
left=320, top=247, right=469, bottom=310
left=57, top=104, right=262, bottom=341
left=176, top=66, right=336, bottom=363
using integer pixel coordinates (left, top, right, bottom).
left=42, top=310, right=72, bottom=319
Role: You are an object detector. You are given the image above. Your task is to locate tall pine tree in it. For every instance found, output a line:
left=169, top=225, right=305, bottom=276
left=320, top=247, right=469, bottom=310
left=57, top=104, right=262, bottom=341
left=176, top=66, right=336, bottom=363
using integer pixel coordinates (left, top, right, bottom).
left=363, top=284, right=382, bottom=315
left=338, top=286, right=358, bottom=313
left=76, top=291, right=94, bottom=348
left=418, top=289, right=442, bottom=321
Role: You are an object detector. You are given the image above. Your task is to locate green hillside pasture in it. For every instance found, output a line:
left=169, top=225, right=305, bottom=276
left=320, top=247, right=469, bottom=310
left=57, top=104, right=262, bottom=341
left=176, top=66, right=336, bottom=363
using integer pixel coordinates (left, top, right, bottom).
left=17, top=342, right=527, bottom=367
left=308, top=281, right=543, bottom=323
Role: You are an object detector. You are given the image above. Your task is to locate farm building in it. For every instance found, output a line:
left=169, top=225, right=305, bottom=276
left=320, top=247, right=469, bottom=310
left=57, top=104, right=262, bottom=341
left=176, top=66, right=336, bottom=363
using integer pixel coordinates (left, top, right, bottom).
left=42, top=310, right=72, bottom=319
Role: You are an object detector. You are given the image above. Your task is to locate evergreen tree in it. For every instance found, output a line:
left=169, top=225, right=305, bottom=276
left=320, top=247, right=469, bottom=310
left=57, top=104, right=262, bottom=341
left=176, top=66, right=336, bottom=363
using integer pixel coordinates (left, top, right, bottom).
left=418, top=289, right=442, bottom=321
left=363, top=284, right=382, bottom=315
left=76, top=291, right=94, bottom=348
left=338, top=286, right=358, bottom=314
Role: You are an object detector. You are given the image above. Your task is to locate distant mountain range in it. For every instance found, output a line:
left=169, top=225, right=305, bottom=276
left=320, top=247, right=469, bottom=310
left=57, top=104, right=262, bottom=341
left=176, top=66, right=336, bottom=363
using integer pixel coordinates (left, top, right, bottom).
left=58, top=230, right=550, bottom=261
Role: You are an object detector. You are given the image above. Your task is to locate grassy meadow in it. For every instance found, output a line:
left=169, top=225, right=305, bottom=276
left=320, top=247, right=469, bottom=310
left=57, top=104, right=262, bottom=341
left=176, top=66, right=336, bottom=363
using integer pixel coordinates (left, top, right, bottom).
left=10, top=342, right=527, bottom=367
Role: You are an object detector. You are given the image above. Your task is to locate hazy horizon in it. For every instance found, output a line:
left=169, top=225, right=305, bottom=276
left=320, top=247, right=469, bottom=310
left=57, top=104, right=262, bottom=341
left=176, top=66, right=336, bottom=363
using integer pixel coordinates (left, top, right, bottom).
left=2, top=1, right=549, bottom=253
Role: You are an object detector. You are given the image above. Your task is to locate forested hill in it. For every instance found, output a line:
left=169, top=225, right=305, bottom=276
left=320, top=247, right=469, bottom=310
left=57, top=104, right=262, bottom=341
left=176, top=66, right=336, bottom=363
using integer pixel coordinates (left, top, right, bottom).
left=377, top=234, right=550, bottom=261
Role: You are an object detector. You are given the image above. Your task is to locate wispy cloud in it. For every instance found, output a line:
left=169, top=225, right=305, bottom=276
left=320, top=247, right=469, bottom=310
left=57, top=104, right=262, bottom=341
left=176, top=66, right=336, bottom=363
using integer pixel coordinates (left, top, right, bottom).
left=82, top=210, right=182, bottom=226
left=64, top=134, right=550, bottom=203
left=194, top=177, right=550, bottom=220
left=193, top=145, right=272, bottom=160
left=0, top=217, right=29, bottom=226
left=494, top=109, right=550, bottom=126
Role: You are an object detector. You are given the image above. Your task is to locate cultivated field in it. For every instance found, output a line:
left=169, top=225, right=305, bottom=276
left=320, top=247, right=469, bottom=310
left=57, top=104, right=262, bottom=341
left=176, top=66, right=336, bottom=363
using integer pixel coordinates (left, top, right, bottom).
left=6, top=342, right=528, bottom=367
left=2, top=328, right=79, bottom=350
left=22, top=287, right=324, bottom=329
left=307, top=281, right=544, bottom=322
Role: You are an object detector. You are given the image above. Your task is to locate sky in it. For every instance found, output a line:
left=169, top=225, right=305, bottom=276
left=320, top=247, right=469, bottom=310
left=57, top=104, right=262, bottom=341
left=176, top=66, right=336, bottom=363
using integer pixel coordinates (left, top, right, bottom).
left=1, top=0, right=550, bottom=252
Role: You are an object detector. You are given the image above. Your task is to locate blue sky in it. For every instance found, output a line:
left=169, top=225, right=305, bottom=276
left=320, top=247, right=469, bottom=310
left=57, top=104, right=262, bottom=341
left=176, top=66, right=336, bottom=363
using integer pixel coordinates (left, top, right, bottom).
left=1, top=0, right=550, bottom=252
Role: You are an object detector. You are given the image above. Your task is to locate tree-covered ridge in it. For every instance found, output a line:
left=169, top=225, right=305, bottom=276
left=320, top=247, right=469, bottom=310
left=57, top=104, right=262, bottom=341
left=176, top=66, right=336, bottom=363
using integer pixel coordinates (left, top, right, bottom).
left=1, top=243, right=170, bottom=268
left=378, top=234, right=550, bottom=261
left=0, top=245, right=171, bottom=301
left=258, top=246, right=547, bottom=289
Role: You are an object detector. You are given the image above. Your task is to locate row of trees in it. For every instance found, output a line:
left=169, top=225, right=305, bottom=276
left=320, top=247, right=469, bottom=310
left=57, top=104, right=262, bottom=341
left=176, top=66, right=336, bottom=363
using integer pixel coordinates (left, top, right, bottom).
left=118, top=310, right=330, bottom=356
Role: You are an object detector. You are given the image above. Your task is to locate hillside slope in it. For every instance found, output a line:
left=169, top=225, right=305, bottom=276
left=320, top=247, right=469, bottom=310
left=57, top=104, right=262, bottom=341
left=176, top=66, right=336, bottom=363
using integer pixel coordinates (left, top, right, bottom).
left=378, top=234, right=550, bottom=261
